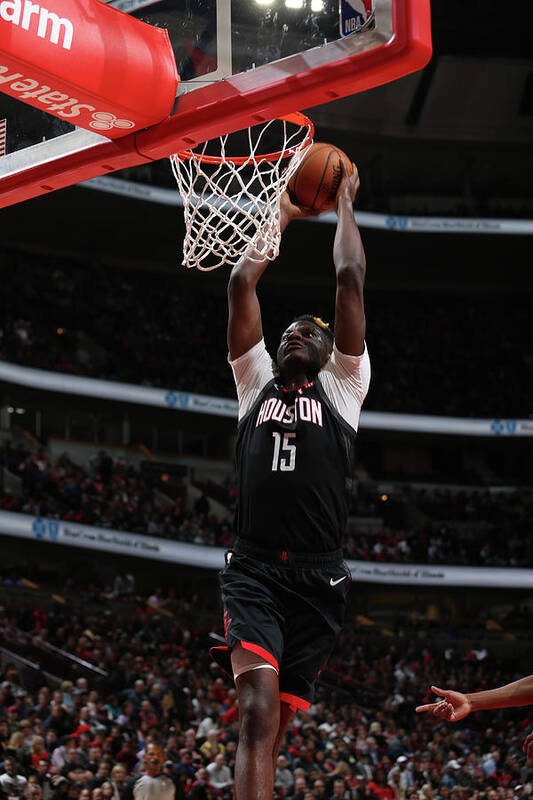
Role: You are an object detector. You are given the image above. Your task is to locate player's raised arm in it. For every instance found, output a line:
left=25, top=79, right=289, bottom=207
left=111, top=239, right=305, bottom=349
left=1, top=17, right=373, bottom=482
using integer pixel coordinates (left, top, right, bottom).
left=333, top=162, right=366, bottom=357
left=227, top=193, right=304, bottom=360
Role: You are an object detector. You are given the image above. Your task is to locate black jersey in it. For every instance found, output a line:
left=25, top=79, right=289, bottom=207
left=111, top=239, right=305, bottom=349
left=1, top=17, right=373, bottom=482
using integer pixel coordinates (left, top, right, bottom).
left=234, top=377, right=356, bottom=553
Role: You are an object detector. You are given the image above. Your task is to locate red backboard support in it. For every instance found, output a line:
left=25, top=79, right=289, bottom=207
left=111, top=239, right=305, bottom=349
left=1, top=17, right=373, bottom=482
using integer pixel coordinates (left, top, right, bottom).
left=0, top=0, right=431, bottom=208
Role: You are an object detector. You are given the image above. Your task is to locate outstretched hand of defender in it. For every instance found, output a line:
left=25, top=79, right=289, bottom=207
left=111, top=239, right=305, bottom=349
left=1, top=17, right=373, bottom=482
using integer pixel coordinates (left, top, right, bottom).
left=415, top=685, right=472, bottom=722
left=336, top=160, right=360, bottom=207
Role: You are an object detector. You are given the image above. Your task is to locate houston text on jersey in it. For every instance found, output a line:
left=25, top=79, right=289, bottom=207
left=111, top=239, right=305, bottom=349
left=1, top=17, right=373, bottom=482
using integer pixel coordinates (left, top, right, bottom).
left=255, top=396, right=323, bottom=428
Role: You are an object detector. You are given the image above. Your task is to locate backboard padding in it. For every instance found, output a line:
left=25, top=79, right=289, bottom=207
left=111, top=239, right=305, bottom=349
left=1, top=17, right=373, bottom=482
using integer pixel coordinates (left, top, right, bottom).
left=0, top=0, right=432, bottom=207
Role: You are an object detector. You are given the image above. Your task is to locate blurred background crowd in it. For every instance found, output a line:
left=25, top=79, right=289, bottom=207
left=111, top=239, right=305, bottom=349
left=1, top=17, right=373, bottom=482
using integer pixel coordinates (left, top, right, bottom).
left=1, top=443, right=531, bottom=568
left=0, top=581, right=531, bottom=800
left=1, top=249, right=532, bottom=419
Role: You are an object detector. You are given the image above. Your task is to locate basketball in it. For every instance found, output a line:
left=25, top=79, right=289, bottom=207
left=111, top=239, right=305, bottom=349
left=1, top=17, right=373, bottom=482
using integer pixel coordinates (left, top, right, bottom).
left=288, top=142, right=354, bottom=213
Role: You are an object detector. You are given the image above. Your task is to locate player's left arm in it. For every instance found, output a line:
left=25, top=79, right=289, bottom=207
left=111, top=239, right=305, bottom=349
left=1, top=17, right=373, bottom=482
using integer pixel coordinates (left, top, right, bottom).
left=333, top=162, right=366, bottom=357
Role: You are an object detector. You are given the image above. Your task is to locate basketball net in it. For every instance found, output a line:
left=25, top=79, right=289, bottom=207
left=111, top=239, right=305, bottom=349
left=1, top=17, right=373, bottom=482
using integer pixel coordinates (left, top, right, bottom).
left=170, top=113, right=314, bottom=271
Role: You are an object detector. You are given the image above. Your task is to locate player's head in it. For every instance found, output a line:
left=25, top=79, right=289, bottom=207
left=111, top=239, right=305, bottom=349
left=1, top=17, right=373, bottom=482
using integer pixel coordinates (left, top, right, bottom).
left=276, top=315, right=333, bottom=381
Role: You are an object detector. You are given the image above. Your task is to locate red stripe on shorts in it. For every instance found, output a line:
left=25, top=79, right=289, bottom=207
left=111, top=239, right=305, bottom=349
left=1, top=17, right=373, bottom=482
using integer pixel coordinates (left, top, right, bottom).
left=240, top=641, right=279, bottom=672
left=279, top=692, right=311, bottom=712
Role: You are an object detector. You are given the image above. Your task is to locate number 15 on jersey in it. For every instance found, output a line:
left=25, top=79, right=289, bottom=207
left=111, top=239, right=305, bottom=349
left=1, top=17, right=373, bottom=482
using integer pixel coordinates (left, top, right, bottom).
left=271, top=432, right=296, bottom=472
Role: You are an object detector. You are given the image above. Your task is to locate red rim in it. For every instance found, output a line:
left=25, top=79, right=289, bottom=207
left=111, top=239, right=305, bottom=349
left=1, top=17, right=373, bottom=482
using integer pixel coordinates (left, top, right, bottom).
left=173, top=111, right=314, bottom=165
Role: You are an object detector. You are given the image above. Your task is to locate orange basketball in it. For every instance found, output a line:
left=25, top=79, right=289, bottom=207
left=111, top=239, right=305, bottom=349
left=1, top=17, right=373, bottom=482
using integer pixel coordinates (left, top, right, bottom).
left=288, top=142, right=353, bottom=213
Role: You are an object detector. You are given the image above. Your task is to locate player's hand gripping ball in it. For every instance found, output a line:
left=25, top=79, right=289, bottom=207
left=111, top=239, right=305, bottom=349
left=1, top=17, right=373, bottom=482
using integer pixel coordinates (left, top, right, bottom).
left=288, top=142, right=354, bottom=213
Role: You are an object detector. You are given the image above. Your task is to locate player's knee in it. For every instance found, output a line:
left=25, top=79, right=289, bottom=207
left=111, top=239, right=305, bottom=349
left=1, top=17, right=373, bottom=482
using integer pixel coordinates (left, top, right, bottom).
left=238, top=687, right=279, bottom=746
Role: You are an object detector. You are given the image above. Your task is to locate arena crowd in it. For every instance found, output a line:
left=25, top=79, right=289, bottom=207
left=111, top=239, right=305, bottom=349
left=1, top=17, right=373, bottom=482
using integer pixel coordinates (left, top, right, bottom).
left=0, top=586, right=531, bottom=800
left=1, top=444, right=531, bottom=568
left=1, top=249, right=532, bottom=418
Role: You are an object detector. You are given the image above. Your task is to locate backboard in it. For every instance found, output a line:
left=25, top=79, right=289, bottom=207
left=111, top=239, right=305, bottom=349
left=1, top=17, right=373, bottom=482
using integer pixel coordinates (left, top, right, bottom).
left=0, top=0, right=431, bottom=207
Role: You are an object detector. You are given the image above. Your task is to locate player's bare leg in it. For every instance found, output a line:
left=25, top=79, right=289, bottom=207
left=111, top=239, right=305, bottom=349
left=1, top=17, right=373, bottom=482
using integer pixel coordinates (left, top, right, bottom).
left=272, top=702, right=294, bottom=771
left=235, top=668, right=280, bottom=800
left=272, top=703, right=294, bottom=763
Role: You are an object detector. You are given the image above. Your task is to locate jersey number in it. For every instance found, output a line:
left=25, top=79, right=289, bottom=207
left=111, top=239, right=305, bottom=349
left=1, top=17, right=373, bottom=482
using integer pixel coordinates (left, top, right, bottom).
left=271, top=431, right=296, bottom=472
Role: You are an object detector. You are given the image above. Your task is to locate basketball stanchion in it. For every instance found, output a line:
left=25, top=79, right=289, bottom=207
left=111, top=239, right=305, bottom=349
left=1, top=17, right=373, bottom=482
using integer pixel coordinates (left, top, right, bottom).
left=170, top=112, right=314, bottom=272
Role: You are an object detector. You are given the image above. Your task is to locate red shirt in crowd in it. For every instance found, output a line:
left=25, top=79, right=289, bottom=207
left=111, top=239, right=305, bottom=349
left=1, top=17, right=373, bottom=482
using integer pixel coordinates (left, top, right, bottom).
left=367, top=782, right=397, bottom=799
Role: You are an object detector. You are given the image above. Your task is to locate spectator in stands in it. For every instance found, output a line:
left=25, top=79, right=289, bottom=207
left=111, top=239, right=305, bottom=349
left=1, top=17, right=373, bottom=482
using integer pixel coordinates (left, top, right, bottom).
left=275, top=756, right=295, bottom=793
left=387, top=757, right=413, bottom=793
left=24, top=784, right=43, bottom=800
left=5, top=731, right=25, bottom=763
left=174, top=751, right=196, bottom=784
left=114, top=740, right=137, bottom=774
left=368, top=767, right=397, bottom=800
left=330, top=778, right=349, bottom=800
left=205, top=753, right=232, bottom=794
left=199, top=731, right=223, bottom=763
left=34, top=759, right=53, bottom=800
left=0, top=756, right=28, bottom=797
left=3, top=250, right=533, bottom=419
left=1, top=575, right=532, bottom=800
left=44, top=707, right=70, bottom=739
left=33, top=691, right=51, bottom=722
left=120, top=683, right=146, bottom=714
left=61, top=748, right=93, bottom=786
left=109, top=766, right=126, bottom=800
left=29, top=738, right=49, bottom=769
left=4, top=438, right=532, bottom=568
left=88, top=762, right=111, bottom=790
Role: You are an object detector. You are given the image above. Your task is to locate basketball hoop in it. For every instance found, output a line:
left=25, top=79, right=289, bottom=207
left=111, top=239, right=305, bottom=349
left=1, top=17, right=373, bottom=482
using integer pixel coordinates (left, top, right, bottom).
left=170, top=112, right=314, bottom=271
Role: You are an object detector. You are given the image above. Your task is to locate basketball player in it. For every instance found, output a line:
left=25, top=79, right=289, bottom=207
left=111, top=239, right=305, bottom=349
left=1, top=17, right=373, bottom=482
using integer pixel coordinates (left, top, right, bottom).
left=210, top=161, right=370, bottom=800
left=416, top=676, right=533, bottom=759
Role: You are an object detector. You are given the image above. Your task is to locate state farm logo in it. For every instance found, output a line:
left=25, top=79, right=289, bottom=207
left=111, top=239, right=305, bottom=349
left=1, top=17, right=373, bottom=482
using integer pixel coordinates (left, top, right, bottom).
left=0, top=64, right=135, bottom=129
left=90, top=112, right=135, bottom=131
left=0, top=0, right=73, bottom=50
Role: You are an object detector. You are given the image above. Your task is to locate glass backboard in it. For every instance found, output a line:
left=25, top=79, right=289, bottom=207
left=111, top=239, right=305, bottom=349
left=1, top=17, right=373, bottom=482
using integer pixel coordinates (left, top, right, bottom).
left=0, top=0, right=431, bottom=205
left=0, top=0, right=372, bottom=152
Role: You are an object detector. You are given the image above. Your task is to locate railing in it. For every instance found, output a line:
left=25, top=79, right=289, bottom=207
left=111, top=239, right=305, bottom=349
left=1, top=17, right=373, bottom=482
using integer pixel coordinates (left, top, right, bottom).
left=0, top=645, right=52, bottom=691
left=3, top=629, right=108, bottom=690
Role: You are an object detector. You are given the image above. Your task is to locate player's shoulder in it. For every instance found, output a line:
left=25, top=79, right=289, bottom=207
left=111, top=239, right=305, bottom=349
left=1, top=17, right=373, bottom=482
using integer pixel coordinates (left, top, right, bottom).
left=317, top=343, right=370, bottom=430
left=319, top=342, right=370, bottom=378
left=229, top=337, right=271, bottom=366
left=333, top=341, right=369, bottom=365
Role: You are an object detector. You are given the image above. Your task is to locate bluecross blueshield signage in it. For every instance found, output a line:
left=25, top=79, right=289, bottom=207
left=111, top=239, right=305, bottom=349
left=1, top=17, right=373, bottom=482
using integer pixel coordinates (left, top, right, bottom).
left=82, top=177, right=533, bottom=236
left=1, top=511, right=533, bottom=588
left=1, top=360, right=533, bottom=436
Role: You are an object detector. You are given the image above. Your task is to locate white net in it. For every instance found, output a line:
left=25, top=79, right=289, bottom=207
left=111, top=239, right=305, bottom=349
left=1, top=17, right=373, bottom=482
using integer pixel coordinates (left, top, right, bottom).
left=170, top=113, right=313, bottom=271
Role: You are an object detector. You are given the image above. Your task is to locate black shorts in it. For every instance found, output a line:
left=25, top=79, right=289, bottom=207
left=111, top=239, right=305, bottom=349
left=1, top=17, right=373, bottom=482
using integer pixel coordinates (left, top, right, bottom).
left=211, top=539, right=351, bottom=711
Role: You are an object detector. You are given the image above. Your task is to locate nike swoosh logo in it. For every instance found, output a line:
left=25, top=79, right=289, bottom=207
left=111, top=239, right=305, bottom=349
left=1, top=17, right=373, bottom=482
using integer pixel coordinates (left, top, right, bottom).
left=330, top=576, right=347, bottom=586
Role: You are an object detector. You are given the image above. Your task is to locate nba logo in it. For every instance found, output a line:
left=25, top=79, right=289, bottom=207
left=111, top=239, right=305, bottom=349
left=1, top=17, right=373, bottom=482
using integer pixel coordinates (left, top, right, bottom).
left=339, top=0, right=373, bottom=37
